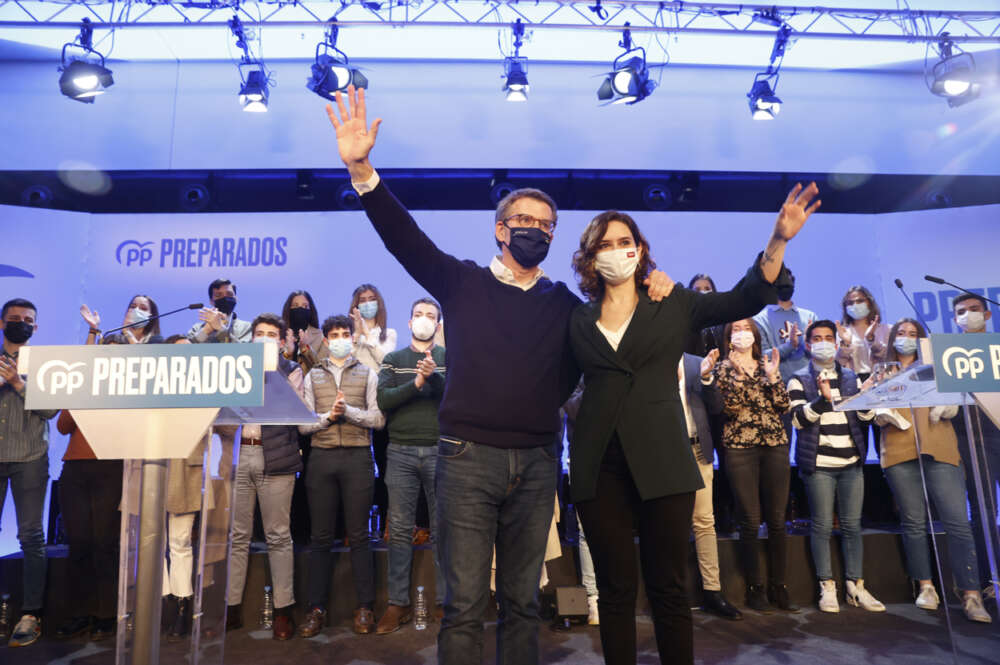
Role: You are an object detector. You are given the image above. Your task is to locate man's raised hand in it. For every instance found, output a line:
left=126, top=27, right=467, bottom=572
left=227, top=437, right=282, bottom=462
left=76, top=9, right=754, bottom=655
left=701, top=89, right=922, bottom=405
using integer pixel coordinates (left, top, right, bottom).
left=325, top=85, right=382, bottom=181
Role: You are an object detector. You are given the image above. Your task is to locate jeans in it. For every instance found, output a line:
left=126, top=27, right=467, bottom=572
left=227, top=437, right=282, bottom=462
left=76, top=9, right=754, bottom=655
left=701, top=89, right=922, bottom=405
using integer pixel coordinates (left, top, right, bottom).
left=385, top=443, right=444, bottom=607
left=0, top=454, right=49, bottom=612
left=801, top=464, right=864, bottom=581
left=305, top=446, right=375, bottom=609
left=577, top=439, right=696, bottom=665
left=956, top=408, right=1000, bottom=589
left=885, top=458, right=981, bottom=591
left=435, top=438, right=556, bottom=665
left=577, top=512, right=598, bottom=597
left=725, top=445, right=790, bottom=586
left=228, top=445, right=296, bottom=609
left=59, top=459, right=122, bottom=619
left=691, top=445, right=721, bottom=591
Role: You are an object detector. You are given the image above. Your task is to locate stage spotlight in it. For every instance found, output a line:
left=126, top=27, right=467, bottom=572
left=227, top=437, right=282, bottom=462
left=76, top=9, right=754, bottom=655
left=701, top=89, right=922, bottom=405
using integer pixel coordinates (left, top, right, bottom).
left=502, top=19, right=529, bottom=102
left=58, top=18, right=114, bottom=103
left=928, top=33, right=980, bottom=108
left=597, top=24, right=655, bottom=105
left=747, top=75, right=781, bottom=120
left=239, top=68, right=270, bottom=112
left=307, top=18, right=369, bottom=100
left=230, top=15, right=271, bottom=112
left=747, top=19, right=791, bottom=120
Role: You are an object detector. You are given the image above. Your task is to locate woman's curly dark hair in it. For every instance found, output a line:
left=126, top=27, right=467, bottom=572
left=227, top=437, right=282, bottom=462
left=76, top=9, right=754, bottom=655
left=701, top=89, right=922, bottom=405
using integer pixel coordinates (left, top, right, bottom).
left=572, top=211, right=656, bottom=302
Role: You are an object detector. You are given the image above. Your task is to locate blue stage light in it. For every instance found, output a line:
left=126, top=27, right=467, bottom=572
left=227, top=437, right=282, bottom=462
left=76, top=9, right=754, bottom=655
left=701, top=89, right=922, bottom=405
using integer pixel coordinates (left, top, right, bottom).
left=597, top=24, right=655, bottom=105
left=307, top=18, right=369, bottom=100
left=58, top=18, right=114, bottom=103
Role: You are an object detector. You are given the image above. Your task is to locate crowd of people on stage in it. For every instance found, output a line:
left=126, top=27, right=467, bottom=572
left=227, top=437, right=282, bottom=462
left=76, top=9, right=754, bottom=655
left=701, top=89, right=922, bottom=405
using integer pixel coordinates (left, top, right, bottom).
left=1, top=87, right=997, bottom=665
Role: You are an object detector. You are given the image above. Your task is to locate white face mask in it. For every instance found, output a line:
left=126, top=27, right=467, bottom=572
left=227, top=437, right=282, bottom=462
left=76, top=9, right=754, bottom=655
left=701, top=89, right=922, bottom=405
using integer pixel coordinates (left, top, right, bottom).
left=411, top=316, right=437, bottom=342
left=893, top=336, right=918, bottom=356
left=594, top=247, right=640, bottom=285
left=730, top=330, right=754, bottom=350
left=126, top=307, right=151, bottom=325
left=846, top=302, right=870, bottom=321
left=956, top=310, right=986, bottom=332
left=253, top=335, right=280, bottom=352
left=328, top=337, right=353, bottom=359
left=810, top=341, right=837, bottom=362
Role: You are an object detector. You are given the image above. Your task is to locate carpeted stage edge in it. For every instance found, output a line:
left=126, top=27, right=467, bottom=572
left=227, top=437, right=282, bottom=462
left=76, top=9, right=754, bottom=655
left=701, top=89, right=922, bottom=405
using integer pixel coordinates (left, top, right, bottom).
left=2, top=528, right=998, bottom=664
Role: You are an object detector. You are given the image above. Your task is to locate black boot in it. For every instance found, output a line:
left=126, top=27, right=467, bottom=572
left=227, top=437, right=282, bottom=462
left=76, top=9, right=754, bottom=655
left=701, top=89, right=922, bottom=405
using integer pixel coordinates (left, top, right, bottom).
left=225, top=603, right=243, bottom=632
left=167, top=596, right=193, bottom=642
left=702, top=590, right=743, bottom=621
left=746, top=584, right=772, bottom=613
left=768, top=583, right=800, bottom=613
left=55, top=615, right=92, bottom=639
left=162, top=595, right=179, bottom=632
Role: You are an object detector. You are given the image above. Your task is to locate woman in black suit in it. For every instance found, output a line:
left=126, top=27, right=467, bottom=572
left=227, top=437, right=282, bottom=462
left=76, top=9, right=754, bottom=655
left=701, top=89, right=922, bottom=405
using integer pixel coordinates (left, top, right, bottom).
left=567, top=183, right=820, bottom=665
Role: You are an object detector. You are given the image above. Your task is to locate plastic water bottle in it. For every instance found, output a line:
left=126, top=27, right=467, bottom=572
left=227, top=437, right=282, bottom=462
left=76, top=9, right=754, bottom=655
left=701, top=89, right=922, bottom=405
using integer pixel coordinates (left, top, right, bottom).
left=260, top=586, right=274, bottom=629
left=414, top=586, right=428, bottom=631
left=0, top=594, right=10, bottom=638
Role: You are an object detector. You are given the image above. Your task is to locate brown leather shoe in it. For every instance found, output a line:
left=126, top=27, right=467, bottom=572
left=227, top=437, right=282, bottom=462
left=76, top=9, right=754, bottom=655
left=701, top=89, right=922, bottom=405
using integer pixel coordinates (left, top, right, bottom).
left=353, top=608, right=376, bottom=635
left=272, top=614, right=294, bottom=641
left=298, top=607, right=326, bottom=638
left=375, top=605, right=412, bottom=635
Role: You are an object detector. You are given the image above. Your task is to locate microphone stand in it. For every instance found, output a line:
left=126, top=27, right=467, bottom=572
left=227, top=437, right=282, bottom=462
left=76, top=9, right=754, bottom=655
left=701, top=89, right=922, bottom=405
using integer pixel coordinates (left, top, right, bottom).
left=894, top=279, right=933, bottom=334
left=99, top=303, right=204, bottom=338
left=924, top=275, right=1000, bottom=308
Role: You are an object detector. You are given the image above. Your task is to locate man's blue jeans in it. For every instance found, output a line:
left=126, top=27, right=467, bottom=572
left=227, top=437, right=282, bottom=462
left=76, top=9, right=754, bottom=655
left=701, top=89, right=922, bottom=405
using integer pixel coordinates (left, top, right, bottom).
left=885, top=458, right=981, bottom=591
left=0, top=454, right=49, bottom=612
left=385, top=443, right=444, bottom=607
left=435, top=438, right=557, bottom=665
left=801, top=464, right=864, bottom=581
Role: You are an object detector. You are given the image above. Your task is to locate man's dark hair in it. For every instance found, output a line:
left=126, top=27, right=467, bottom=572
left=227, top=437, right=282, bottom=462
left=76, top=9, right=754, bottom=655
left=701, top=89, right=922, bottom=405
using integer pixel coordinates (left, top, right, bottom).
left=322, top=314, right=353, bottom=337
left=1, top=298, right=37, bottom=320
left=208, top=279, right=236, bottom=299
left=164, top=334, right=187, bottom=344
left=953, top=292, right=988, bottom=312
left=252, top=313, right=287, bottom=339
left=806, top=319, right=837, bottom=342
left=410, top=297, right=441, bottom=319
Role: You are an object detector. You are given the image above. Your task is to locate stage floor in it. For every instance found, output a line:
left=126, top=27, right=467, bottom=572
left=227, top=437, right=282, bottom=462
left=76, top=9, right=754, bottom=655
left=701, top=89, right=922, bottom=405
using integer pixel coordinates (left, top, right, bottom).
left=4, top=602, right=997, bottom=665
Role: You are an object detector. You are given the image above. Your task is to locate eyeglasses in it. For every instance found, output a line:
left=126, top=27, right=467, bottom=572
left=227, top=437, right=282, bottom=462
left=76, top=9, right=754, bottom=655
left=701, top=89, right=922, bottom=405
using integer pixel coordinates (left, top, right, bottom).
left=503, top=213, right=557, bottom=234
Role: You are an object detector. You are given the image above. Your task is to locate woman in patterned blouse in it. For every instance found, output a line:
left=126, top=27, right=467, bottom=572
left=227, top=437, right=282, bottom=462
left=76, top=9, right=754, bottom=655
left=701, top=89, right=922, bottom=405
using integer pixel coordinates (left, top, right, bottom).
left=702, top=317, right=794, bottom=614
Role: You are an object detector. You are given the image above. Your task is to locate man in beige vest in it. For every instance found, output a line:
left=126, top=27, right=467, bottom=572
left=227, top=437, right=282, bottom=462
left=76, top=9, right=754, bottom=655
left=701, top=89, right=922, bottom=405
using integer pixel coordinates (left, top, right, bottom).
left=298, top=314, right=385, bottom=637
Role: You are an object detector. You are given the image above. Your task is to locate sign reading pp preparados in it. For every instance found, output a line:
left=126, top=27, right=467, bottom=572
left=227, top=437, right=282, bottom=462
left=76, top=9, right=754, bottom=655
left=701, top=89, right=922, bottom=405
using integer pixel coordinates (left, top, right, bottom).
left=20, top=343, right=266, bottom=410
left=932, top=333, right=1000, bottom=394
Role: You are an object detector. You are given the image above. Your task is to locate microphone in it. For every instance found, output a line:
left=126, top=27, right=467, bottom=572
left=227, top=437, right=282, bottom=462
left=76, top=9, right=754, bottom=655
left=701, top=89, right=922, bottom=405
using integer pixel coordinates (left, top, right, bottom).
left=895, top=279, right=932, bottom=334
left=99, top=303, right=205, bottom=338
left=923, top=275, right=1000, bottom=307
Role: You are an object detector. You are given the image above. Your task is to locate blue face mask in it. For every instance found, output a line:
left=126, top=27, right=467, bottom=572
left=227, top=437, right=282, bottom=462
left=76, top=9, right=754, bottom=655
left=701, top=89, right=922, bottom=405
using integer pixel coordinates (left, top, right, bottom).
left=505, top=226, right=551, bottom=269
left=328, top=337, right=353, bottom=359
left=810, top=341, right=837, bottom=363
left=846, top=302, right=870, bottom=321
left=358, top=301, right=379, bottom=320
left=893, top=336, right=918, bottom=356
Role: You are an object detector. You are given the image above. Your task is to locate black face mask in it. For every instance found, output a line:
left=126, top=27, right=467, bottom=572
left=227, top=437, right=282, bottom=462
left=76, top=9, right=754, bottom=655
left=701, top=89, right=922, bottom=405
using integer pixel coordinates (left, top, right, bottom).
left=289, top=307, right=311, bottom=332
left=505, top=226, right=551, bottom=269
left=3, top=321, right=33, bottom=345
left=214, top=296, right=237, bottom=315
left=776, top=285, right=795, bottom=302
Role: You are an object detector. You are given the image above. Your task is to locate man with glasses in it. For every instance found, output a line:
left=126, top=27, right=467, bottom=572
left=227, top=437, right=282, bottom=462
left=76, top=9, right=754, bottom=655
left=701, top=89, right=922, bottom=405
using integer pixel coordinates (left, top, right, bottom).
left=322, top=86, right=673, bottom=665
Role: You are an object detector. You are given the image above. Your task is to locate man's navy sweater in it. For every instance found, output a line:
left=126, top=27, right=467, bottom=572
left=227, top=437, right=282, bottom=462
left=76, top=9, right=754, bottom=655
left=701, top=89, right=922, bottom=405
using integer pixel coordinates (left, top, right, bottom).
left=361, top=180, right=581, bottom=449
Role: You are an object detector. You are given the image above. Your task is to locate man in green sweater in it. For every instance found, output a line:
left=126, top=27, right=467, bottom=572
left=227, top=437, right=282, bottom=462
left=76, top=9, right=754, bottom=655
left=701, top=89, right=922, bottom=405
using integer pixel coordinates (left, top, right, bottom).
left=375, top=297, right=447, bottom=634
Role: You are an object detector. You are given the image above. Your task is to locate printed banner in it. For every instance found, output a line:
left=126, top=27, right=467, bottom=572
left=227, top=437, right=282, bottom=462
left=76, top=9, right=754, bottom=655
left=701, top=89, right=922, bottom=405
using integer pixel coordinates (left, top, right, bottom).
left=932, top=333, right=1000, bottom=394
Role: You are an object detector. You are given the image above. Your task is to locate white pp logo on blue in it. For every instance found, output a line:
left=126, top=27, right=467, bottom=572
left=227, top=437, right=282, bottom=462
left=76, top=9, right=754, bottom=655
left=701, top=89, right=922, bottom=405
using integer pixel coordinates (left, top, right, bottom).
left=932, top=334, right=1000, bottom=393
left=37, top=360, right=87, bottom=395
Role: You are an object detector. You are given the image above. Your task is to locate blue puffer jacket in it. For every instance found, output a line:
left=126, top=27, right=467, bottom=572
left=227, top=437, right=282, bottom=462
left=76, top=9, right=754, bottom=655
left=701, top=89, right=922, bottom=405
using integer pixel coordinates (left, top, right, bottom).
left=792, top=363, right=867, bottom=474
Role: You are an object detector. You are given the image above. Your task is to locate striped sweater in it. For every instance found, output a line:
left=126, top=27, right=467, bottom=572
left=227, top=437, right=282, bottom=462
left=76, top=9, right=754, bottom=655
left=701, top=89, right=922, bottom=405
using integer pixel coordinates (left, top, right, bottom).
left=788, top=365, right=873, bottom=469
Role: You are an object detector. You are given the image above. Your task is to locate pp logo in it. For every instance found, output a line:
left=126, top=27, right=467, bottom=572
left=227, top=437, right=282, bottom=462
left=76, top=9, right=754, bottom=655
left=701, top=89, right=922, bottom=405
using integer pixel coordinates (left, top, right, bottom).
left=941, top=347, right=985, bottom=380
left=116, top=240, right=154, bottom=267
left=37, top=360, right=87, bottom=395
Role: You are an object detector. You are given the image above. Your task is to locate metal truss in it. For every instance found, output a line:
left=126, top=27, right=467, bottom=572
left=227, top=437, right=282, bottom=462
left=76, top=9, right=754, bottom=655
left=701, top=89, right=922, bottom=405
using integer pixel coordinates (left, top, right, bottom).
left=2, top=1, right=999, bottom=43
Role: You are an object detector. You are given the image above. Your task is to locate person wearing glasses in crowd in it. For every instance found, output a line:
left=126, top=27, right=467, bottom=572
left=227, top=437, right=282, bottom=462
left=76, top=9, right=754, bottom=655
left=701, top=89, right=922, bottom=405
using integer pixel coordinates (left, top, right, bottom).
left=322, top=85, right=675, bottom=665
left=568, top=183, right=817, bottom=665
left=875, top=317, right=992, bottom=623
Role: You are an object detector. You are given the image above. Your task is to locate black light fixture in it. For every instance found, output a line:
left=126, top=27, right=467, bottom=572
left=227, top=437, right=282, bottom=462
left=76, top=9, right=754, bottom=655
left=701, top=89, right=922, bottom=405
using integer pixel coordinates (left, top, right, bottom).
left=597, top=23, right=655, bottom=105
left=747, top=17, right=791, bottom=120
left=58, top=18, right=114, bottom=103
left=230, top=15, right=271, bottom=112
left=928, top=33, right=980, bottom=108
left=307, top=17, right=369, bottom=100
left=503, top=19, right=529, bottom=102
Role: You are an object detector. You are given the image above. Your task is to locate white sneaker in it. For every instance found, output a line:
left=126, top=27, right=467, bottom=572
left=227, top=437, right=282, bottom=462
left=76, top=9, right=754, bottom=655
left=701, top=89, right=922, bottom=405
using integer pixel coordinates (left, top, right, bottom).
left=962, top=594, right=993, bottom=624
left=915, top=584, right=940, bottom=611
left=587, top=596, right=600, bottom=626
left=818, top=580, right=839, bottom=613
left=846, top=580, right=886, bottom=612
left=8, top=614, right=41, bottom=648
